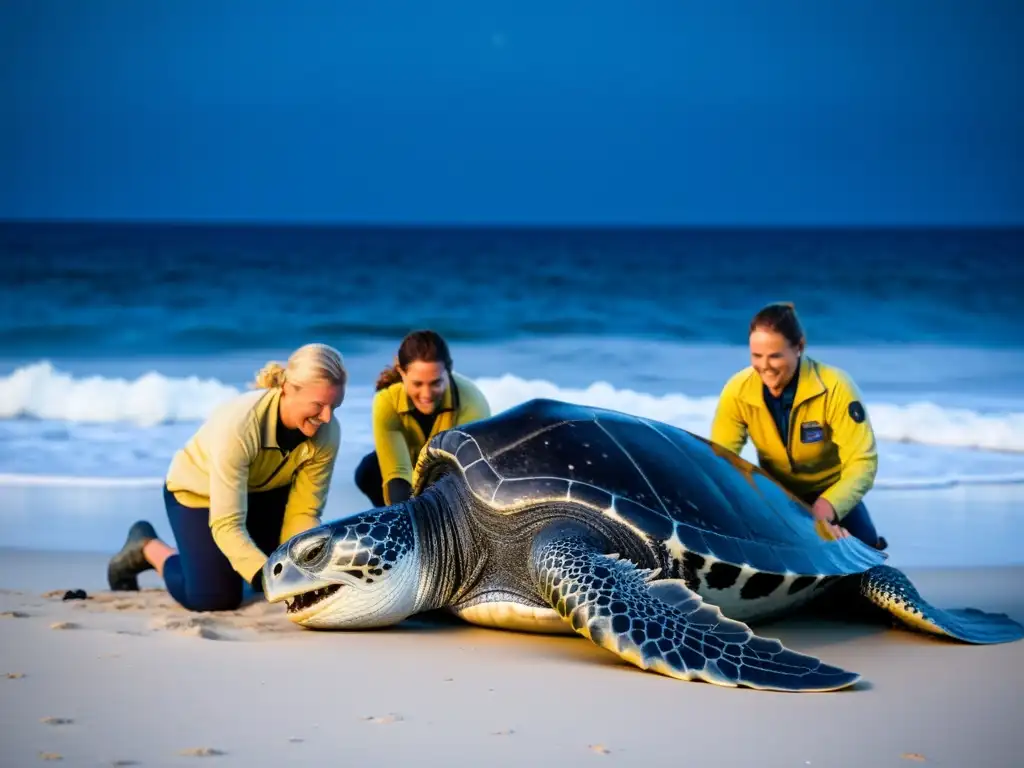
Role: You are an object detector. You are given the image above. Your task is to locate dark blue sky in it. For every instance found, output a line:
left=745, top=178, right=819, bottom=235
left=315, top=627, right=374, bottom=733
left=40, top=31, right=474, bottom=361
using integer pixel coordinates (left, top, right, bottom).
left=2, top=1, right=1021, bottom=226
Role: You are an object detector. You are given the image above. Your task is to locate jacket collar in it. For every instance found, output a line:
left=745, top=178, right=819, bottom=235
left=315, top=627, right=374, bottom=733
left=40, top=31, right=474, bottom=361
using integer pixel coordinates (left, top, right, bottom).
left=740, top=354, right=825, bottom=409
left=259, top=387, right=285, bottom=448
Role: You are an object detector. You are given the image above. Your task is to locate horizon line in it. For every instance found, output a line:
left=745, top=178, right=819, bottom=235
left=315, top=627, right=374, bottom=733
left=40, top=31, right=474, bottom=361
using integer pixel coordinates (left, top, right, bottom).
left=1, top=217, right=1022, bottom=232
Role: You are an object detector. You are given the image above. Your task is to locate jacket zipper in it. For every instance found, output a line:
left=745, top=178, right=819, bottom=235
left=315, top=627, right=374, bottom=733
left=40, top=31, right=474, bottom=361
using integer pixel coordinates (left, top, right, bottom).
left=786, top=406, right=797, bottom=473
left=251, top=450, right=292, bottom=491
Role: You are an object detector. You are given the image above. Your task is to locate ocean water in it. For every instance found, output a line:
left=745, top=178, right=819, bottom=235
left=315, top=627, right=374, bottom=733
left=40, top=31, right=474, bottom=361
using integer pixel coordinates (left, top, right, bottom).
left=2, top=221, right=1024, bottom=500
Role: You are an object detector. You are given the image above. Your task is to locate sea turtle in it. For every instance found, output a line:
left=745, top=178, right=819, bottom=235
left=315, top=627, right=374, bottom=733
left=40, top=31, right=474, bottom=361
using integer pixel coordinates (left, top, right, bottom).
left=261, top=398, right=1024, bottom=692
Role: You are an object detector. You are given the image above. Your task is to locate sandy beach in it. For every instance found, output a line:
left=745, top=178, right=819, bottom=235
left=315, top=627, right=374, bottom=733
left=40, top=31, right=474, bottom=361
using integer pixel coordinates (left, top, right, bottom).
left=2, top=484, right=1024, bottom=767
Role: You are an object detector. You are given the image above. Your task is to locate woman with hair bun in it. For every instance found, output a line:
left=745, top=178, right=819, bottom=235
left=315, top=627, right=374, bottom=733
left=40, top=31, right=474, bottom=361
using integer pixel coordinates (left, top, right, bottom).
left=106, top=342, right=348, bottom=612
left=354, top=329, right=491, bottom=507
left=711, top=302, right=887, bottom=550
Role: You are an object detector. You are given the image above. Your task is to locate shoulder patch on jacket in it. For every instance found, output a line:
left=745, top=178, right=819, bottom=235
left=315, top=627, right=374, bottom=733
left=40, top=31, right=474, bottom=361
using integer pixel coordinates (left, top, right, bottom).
left=848, top=400, right=866, bottom=423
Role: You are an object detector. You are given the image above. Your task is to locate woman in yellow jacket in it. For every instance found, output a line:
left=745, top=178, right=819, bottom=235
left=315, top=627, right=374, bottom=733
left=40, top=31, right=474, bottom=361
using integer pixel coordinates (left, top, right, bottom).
left=105, top=343, right=348, bottom=611
left=711, top=302, right=887, bottom=550
left=355, top=330, right=492, bottom=507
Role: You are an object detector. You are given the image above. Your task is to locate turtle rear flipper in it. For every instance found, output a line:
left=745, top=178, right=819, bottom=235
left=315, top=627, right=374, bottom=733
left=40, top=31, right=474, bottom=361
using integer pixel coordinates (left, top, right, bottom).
left=861, top=565, right=1024, bottom=644
left=529, top=530, right=860, bottom=692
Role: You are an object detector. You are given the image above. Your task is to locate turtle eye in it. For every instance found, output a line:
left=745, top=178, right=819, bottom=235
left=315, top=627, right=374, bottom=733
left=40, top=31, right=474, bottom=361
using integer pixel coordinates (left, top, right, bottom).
left=297, top=538, right=330, bottom=567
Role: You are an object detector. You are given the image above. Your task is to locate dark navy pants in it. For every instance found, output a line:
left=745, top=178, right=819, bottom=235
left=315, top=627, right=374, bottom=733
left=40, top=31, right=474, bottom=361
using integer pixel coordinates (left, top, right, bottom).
left=802, top=493, right=881, bottom=548
left=354, top=450, right=386, bottom=507
left=353, top=450, right=414, bottom=507
left=162, top=484, right=289, bottom=612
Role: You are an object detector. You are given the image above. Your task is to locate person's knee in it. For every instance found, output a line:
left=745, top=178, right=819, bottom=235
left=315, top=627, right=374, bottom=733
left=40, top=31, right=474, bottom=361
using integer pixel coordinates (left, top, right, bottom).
left=179, top=588, right=242, bottom=613
left=167, top=568, right=243, bottom=612
left=354, top=452, right=385, bottom=504
left=353, top=452, right=376, bottom=489
left=843, top=500, right=874, bottom=527
left=840, top=501, right=885, bottom=549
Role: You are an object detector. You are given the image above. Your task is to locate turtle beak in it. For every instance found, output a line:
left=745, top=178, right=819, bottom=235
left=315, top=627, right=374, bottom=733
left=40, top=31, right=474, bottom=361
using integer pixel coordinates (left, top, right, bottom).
left=262, top=550, right=327, bottom=604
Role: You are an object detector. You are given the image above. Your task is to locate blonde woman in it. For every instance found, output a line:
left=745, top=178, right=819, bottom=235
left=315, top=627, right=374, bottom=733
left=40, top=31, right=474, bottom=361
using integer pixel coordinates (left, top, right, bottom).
left=106, top=343, right=348, bottom=611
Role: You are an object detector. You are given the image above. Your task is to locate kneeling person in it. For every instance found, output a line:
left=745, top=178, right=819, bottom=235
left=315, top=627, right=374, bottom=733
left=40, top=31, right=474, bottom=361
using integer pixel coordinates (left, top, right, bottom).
left=711, top=302, right=887, bottom=550
left=106, top=343, right=348, bottom=611
left=354, top=330, right=491, bottom=507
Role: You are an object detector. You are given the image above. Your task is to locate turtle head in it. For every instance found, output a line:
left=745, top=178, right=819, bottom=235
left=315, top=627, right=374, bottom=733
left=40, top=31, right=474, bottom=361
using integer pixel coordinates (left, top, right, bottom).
left=261, top=505, right=421, bottom=629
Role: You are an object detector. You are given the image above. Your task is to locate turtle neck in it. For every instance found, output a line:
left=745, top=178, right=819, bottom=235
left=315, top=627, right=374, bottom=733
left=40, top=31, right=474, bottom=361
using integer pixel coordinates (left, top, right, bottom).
left=406, top=473, right=479, bottom=612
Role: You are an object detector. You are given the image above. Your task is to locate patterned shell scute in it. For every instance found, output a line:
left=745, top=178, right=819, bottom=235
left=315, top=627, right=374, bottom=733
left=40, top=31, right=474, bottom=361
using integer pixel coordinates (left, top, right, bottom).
left=491, top=476, right=572, bottom=507
left=462, top=454, right=501, bottom=502
left=433, top=429, right=473, bottom=460
left=567, top=482, right=613, bottom=511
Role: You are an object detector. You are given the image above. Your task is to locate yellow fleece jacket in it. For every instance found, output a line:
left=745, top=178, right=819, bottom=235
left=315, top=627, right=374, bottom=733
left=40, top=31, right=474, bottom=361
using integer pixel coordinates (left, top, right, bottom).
left=371, top=371, right=490, bottom=504
left=165, top=387, right=341, bottom=583
left=710, top=355, right=878, bottom=519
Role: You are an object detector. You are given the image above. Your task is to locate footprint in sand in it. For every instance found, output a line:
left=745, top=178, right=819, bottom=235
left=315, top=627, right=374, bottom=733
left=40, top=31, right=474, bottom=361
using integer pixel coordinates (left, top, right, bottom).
left=361, top=713, right=404, bottom=725
left=40, top=717, right=74, bottom=726
left=167, top=625, right=227, bottom=640
left=149, top=615, right=214, bottom=629
left=6, top=672, right=26, bottom=679
left=50, top=621, right=79, bottom=630
left=81, top=592, right=115, bottom=603
left=38, top=752, right=62, bottom=761
left=1, top=610, right=30, bottom=618
left=148, top=616, right=229, bottom=641
left=589, top=744, right=612, bottom=755
left=178, top=747, right=226, bottom=757
left=251, top=620, right=290, bottom=633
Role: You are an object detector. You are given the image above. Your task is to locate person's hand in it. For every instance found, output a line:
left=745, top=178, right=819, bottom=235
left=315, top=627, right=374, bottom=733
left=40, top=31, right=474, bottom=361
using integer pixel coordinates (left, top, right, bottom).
left=810, top=497, right=850, bottom=540
left=250, top=568, right=266, bottom=596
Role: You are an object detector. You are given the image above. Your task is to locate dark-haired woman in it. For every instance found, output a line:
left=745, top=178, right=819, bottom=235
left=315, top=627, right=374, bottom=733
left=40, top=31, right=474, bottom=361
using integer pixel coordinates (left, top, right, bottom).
left=354, top=330, right=492, bottom=507
left=710, top=302, right=887, bottom=550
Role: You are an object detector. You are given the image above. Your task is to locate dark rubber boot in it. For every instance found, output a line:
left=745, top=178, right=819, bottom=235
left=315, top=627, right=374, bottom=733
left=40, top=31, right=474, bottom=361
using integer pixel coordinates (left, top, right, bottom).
left=875, top=536, right=889, bottom=551
left=107, top=520, right=159, bottom=591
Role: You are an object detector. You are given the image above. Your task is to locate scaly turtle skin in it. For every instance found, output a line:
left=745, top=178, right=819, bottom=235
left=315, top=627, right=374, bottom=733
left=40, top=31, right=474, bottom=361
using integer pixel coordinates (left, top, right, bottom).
left=261, top=398, right=1024, bottom=692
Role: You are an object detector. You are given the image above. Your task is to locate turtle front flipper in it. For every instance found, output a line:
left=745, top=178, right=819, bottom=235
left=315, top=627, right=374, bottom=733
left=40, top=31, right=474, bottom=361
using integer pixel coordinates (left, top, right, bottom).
left=860, top=565, right=1024, bottom=644
left=529, top=529, right=860, bottom=692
